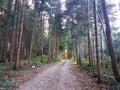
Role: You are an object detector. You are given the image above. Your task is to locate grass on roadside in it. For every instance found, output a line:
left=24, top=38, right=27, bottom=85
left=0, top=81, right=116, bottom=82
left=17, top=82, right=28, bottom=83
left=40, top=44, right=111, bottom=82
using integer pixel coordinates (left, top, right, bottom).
left=52, top=58, right=60, bottom=62
left=32, top=56, right=48, bottom=62
left=22, top=55, right=61, bottom=63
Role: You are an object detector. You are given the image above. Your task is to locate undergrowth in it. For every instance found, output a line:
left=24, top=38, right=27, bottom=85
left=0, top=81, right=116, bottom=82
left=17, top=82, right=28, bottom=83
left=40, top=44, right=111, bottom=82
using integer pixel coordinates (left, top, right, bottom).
left=0, top=63, right=12, bottom=71
left=72, top=59, right=120, bottom=90
left=0, top=75, right=14, bottom=90
left=110, top=80, right=120, bottom=90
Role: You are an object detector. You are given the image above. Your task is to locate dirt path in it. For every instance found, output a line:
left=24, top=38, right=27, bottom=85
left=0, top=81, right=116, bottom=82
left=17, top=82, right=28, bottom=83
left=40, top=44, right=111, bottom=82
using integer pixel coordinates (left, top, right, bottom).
left=16, top=60, right=83, bottom=90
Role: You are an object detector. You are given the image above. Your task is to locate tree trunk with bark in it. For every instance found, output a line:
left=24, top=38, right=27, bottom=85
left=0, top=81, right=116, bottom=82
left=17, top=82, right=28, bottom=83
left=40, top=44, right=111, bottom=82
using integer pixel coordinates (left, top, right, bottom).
left=40, top=12, right=43, bottom=62
left=101, top=0, right=120, bottom=82
left=87, top=0, right=92, bottom=66
left=1, top=0, right=13, bottom=63
left=28, top=0, right=38, bottom=64
left=13, top=0, right=25, bottom=70
left=94, top=0, right=101, bottom=83
left=10, top=0, right=19, bottom=63
left=48, top=26, right=52, bottom=61
left=78, top=32, right=82, bottom=65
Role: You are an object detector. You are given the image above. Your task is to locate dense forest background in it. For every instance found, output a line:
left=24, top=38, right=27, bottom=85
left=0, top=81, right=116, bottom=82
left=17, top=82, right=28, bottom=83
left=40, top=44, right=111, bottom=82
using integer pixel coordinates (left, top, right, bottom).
left=0, top=0, right=120, bottom=89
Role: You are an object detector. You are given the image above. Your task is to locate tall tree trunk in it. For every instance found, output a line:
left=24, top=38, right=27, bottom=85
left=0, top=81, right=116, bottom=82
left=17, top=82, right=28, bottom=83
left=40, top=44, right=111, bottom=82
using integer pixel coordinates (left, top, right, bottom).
left=40, top=13, right=43, bottom=62
left=91, top=34, right=96, bottom=77
left=28, top=26, right=33, bottom=64
left=78, top=32, right=82, bottom=65
left=74, top=30, right=81, bottom=65
left=74, top=38, right=79, bottom=64
left=55, top=36, right=59, bottom=58
left=28, top=18, right=34, bottom=64
left=87, top=0, right=91, bottom=66
left=73, top=40, right=76, bottom=61
left=15, top=1, right=21, bottom=62
left=97, top=8, right=110, bottom=69
left=52, top=33, right=56, bottom=59
left=48, top=10, right=53, bottom=61
left=101, top=0, right=120, bottom=82
left=28, top=0, right=38, bottom=63
left=51, top=35, right=54, bottom=60
left=13, top=0, right=25, bottom=70
left=48, top=26, right=52, bottom=61
left=51, top=25, right=55, bottom=59
left=10, top=0, right=19, bottom=63
left=0, top=16, right=2, bottom=55
left=1, top=0, right=12, bottom=63
left=68, top=30, right=71, bottom=59
left=100, top=27, right=103, bottom=67
left=94, top=0, right=101, bottom=83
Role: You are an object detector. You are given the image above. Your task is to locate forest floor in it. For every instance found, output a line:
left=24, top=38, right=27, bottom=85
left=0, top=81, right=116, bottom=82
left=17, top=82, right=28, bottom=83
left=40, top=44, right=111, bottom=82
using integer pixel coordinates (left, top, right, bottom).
left=0, top=61, right=56, bottom=90
left=14, top=60, right=109, bottom=90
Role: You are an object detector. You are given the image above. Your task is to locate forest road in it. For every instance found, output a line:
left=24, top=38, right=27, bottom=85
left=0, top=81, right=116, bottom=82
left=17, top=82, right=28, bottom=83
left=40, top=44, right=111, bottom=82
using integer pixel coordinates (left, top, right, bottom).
left=16, top=60, right=83, bottom=90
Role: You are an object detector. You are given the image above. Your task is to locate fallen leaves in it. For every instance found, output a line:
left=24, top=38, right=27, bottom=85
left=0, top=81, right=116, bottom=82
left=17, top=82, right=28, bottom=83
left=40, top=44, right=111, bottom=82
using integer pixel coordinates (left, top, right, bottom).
left=70, top=64, right=110, bottom=90
left=0, top=62, right=55, bottom=90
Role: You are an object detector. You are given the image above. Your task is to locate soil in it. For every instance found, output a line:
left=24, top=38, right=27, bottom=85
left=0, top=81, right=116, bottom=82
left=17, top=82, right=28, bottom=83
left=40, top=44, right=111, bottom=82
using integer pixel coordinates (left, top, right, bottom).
left=16, top=60, right=109, bottom=90
left=16, top=60, right=83, bottom=90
